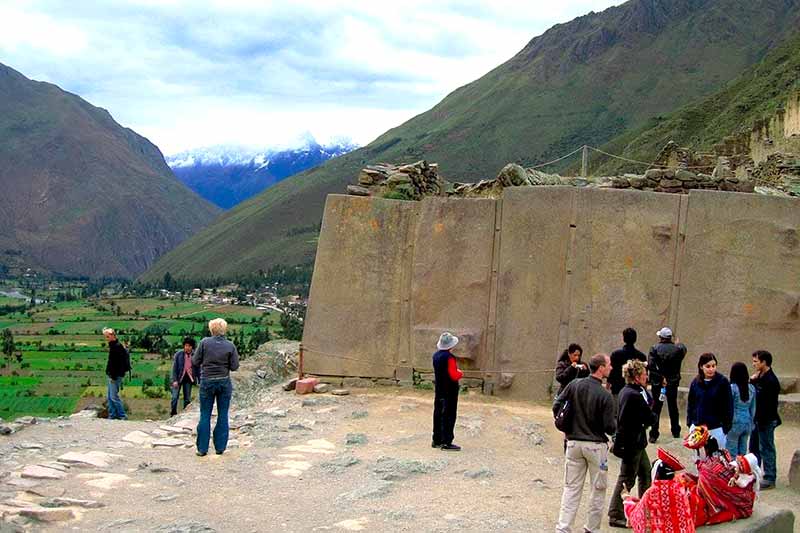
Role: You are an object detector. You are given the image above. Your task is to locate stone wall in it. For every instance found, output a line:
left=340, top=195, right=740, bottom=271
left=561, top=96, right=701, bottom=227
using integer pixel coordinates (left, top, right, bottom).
left=750, top=91, right=800, bottom=164
left=304, top=188, right=800, bottom=400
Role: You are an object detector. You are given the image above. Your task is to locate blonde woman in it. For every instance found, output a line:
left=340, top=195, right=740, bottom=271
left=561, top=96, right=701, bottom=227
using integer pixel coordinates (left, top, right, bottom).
left=192, top=318, right=240, bottom=456
left=608, top=359, right=656, bottom=528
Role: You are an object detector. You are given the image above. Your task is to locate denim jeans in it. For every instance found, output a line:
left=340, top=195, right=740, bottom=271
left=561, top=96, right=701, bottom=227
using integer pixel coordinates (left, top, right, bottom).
left=750, top=420, right=779, bottom=484
left=106, top=376, right=126, bottom=420
left=726, top=423, right=751, bottom=457
left=196, top=377, right=233, bottom=454
left=170, top=380, right=194, bottom=416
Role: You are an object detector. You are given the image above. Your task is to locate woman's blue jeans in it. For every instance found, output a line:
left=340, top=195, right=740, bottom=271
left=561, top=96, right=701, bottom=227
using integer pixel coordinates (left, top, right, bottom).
left=196, top=377, right=233, bottom=455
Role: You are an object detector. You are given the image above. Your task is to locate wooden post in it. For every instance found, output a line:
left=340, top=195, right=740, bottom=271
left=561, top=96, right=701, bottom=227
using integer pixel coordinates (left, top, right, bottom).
left=298, top=342, right=304, bottom=380
left=581, top=145, right=589, bottom=177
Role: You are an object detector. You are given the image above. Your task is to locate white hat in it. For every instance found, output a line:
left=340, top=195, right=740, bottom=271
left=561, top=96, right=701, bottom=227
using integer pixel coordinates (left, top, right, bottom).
left=437, top=332, right=459, bottom=351
left=657, top=327, right=673, bottom=338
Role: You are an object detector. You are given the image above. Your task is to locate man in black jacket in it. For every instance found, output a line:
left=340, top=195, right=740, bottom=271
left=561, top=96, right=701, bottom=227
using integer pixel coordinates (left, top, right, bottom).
left=103, top=327, right=128, bottom=420
left=647, top=327, right=686, bottom=443
left=553, top=353, right=616, bottom=533
left=749, top=349, right=781, bottom=489
left=608, top=328, right=647, bottom=397
left=608, top=359, right=655, bottom=527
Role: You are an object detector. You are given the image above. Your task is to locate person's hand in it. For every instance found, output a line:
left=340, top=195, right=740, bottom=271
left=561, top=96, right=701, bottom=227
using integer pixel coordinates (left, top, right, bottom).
left=171, top=381, right=178, bottom=388
left=571, top=362, right=578, bottom=368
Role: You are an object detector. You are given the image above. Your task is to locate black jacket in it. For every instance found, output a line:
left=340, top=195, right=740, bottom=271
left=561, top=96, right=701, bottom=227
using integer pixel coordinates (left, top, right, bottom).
left=687, top=372, right=734, bottom=433
left=553, top=376, right=616, bottom=443
left=105, top=340, right=128, bottom=379
left=432, top=350, right=460, bottom=397
left=555, top=358, right=590, bottom=396
left=648, top=340, right=687, bottom=385
left=752, top=368, right=782, bottom=427
left=614, top=383, right=655, bottom=458
left=608, top=345, right=647, bottom=395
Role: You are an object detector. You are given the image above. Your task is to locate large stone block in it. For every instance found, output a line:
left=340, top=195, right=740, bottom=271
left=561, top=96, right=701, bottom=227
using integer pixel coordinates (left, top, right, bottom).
left=677, top=191, right=800, bottom=375
left=409, top=197, right=496, bottom=369
left=304, top=195, right=419, bottom=378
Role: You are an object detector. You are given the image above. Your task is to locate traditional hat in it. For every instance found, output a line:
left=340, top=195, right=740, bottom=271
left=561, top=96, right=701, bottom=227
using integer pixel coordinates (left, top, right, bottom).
left=683, top=425, right=710, bottom=449
left=657, top=447, right=685, bottom=472
left=737, top=454, right=752, bottom=475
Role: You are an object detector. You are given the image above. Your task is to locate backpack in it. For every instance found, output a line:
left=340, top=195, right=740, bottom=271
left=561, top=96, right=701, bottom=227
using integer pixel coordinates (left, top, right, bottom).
left=554, top=398, right=573, bottom=432
left=122, top=344, right=132, bottom=380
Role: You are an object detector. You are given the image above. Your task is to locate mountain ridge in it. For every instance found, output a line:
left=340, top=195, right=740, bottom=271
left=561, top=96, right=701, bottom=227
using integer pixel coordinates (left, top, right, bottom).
left=167, top=138, right=357, bottom=209
left=0, top=63, right=221, bottom=278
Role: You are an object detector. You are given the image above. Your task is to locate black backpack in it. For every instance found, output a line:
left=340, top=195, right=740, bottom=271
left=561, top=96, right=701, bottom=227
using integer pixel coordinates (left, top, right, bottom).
left=122, top=344, right=132, bottom=380
left=554, top=398, right=573, bottom=432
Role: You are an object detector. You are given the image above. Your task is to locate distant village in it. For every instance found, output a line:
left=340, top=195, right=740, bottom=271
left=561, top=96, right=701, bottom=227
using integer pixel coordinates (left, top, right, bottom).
left=155, top=284, right=307, bottom=316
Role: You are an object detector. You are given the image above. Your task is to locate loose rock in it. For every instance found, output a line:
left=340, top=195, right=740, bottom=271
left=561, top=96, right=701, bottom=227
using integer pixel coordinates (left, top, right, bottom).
left=331, top=389, right=350, bottom=396
left=21, top=465, right=67, bottom=480
left=18, top=507, right=75, bottom=522
left=42, top=497, right=104, bottom=509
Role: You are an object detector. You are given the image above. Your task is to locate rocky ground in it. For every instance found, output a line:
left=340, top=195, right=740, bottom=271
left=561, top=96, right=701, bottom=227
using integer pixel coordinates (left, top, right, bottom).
left=2, top=349, right=800, bottom=532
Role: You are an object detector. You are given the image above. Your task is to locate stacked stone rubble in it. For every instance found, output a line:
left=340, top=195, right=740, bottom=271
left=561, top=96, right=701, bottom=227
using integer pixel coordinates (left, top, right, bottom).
left=348, top=161, right=441, bottom=200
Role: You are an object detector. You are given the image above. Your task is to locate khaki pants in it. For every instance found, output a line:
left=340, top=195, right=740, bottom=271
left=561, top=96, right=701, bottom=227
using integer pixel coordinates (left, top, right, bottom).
left=555, top=440, right=609, bottom=533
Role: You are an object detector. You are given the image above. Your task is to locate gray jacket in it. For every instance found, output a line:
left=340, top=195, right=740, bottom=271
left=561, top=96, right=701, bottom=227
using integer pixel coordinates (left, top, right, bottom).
left=192, top=335, right=240, bottom=380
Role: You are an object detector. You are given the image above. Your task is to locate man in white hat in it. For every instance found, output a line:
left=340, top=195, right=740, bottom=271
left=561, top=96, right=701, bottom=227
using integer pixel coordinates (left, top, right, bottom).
left=647, top=327, right=687, bottom=443
left=432, top=332, right=463, bottom=451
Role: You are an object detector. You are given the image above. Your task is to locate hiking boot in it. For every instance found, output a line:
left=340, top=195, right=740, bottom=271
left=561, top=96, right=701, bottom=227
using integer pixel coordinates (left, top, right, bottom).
left=760, top=481, right=775, bottom=490
left=648, top=434, right=658, bottom=444
left=196, top=451, right=207, bottom=457
left=441, top=443, right=461, bottom=451
left=609, top=518, right=628, bottom=528
left=431, top=441, right=442, bottom=448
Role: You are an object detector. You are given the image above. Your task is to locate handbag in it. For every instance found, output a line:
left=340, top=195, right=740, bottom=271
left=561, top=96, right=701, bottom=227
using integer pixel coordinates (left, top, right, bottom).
left=554, top=399, right=572, bottom=432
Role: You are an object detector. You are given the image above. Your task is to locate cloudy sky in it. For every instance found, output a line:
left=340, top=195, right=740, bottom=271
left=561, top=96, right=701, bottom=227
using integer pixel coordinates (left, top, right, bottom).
left=1, top=0, right=624, bottom=155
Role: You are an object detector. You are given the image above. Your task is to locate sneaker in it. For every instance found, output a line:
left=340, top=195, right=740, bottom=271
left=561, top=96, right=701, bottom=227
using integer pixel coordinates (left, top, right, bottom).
left=440, top=443, right=461, bottom=451
left=196, top=451, right=207, bottom=457
left=760, top=481, right=775, bottom=490
left=215, top=450, right=225, bottom=455
left=608, top=518, right=628, bottom=528
left=648, top=435, right=658, bottom=444
left=431, top=441, right=442, bottom=448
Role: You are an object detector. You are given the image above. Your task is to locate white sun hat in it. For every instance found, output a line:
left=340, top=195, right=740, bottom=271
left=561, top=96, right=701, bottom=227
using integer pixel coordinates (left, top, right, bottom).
left=437, top=332, right=459, bottom=351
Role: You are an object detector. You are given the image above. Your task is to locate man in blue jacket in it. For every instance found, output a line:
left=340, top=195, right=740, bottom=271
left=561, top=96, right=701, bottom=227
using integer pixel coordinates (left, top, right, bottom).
left=170, top=337, right=200, bottom=416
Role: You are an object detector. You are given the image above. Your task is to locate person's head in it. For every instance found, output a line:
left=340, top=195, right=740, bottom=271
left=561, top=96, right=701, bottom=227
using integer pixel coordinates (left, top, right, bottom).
left=623, top=359, right=647, bottom=386
left=208, top=318, right=228, bottom=337
left=697, top=353, right=717, bottom=381
left=622, top=327, right=637, bottom=346
left=589, top=353, right=611, bottom=378
left=183, top=337, right=196, bottom=353
left=656, top=327, right=672, bottom=342
left=102, top=327, right=116, bottom=342
left=559, top=343, right=583, bottom=363
left=752, top=350, right=772, bottom=373
left=729, top=361, right=750, bottom=402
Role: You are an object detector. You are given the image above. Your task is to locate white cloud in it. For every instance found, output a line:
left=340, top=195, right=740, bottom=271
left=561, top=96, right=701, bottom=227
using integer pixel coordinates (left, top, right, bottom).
left=0, top=0, right=625, bottom=154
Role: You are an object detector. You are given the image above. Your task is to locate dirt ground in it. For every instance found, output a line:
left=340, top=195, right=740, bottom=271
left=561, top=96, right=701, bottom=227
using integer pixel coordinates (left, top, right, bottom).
left=2, top=385, right=800, bottom=532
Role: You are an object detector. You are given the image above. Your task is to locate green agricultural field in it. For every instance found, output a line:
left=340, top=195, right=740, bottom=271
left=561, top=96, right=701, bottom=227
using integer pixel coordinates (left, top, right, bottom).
left=0, top=295, right=281, bottom=420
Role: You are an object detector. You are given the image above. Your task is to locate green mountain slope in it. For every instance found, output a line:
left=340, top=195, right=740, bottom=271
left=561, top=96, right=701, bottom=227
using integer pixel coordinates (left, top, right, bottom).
left=143, top=0, right=800, bottom=281
left=0, top=63, right=221, bottom=278
left=592, top=30, right=800, bottom=174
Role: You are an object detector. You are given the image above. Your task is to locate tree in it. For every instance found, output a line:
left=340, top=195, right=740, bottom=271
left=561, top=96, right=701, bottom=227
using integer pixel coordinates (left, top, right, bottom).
left=163, top=272, right=175, bottom=291
left=1, top=329, right=15, bottom=368
left=279, top=314, right=304, bottom=341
